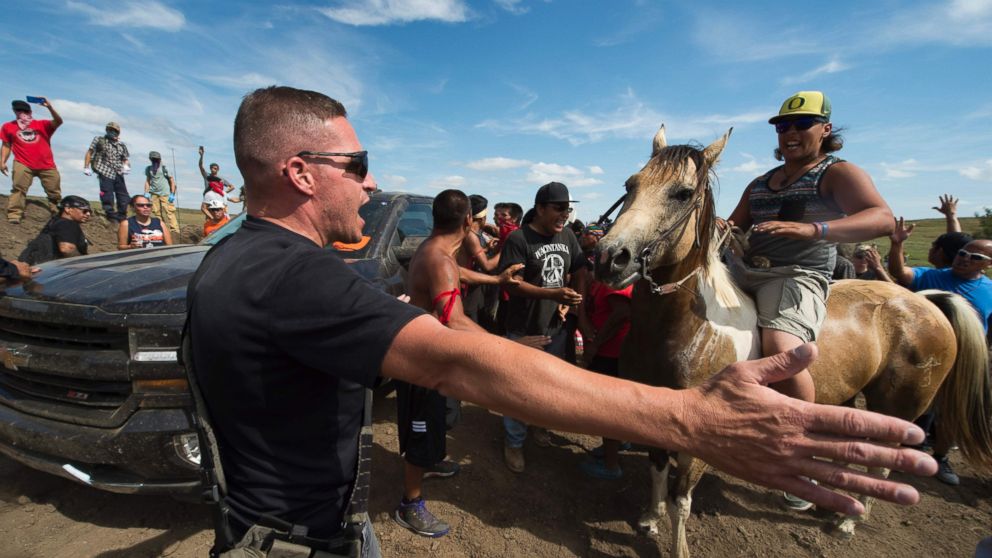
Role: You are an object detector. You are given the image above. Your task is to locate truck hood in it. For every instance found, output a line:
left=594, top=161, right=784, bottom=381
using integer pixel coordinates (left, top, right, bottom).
left=2, top=245, right=382, bottom=316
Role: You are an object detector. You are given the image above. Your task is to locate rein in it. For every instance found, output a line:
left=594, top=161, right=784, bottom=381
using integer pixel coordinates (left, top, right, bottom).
left=598, top=178, right=730, bottom=297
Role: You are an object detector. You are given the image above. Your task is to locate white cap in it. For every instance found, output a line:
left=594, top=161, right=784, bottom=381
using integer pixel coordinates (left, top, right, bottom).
left=207, top=199, right=225, bottom=210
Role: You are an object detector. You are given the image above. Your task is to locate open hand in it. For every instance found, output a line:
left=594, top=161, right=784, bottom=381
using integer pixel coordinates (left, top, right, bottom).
left=498, top=263, right=524, bottom=286
left=933, top=194, right=958, bottom=218
left=554, top=287, right=582, bottom=305
left=889, top=217, right=914, bottom=244
left=678, top=343, right=935, bottom=516
left=751, top=220, right=817, bottom=240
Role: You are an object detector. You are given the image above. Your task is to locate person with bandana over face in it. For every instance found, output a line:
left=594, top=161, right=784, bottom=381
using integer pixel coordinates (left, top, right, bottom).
left=84, top=121, right=131, bottom=224
left=1, top=98, right=63, bottom=224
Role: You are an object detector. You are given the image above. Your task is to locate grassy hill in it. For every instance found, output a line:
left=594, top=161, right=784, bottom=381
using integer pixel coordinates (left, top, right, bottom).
left=871, top=216, right=987, bottom=269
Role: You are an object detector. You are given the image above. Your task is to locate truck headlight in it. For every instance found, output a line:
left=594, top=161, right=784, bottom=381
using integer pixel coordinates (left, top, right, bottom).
left=173, top=433, right=201, bottom=468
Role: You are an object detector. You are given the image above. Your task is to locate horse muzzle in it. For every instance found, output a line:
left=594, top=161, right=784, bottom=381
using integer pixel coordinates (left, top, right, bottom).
left=594, top=244, right=642, bottom=289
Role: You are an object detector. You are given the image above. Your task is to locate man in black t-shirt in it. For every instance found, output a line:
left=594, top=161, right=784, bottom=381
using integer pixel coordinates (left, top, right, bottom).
left=497, top=181, right=586, bottom=472
left=187, top=86, right=937, bottom=558
left=50, top=195, right=91, bottom=258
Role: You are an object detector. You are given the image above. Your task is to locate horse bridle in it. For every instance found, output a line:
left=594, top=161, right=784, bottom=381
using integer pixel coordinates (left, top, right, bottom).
left=597, top=180, right=724, bottom=296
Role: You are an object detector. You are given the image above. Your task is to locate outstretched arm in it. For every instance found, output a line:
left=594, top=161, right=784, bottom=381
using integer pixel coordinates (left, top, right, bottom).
left=887, top=217, right=915, bottom=287
left=384, top=326, right=935, bottom=516
left=933, top=194, right=961, bottom=234
left=42, top=98, right=63, bottom=129
left=197, top=146, right=207, bottom=178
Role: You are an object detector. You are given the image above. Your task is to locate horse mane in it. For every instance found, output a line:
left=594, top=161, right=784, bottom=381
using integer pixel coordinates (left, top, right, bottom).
left=652, top=144, right=748, bottom=310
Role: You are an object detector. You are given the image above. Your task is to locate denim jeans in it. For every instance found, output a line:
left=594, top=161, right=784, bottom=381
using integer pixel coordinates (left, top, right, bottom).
left=97, top=173, right=130, bottom=220
left=361, top=519, right=381, bottom=558
left=503, top=327, right=568, bottom=448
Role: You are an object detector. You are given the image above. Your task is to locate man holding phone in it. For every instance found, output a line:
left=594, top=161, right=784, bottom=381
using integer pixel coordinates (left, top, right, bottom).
left=0, top=97, right=63, bottom=224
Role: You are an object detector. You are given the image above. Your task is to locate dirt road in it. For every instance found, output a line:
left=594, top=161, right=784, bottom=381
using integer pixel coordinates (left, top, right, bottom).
left=1, top=390, right=989, bottom=558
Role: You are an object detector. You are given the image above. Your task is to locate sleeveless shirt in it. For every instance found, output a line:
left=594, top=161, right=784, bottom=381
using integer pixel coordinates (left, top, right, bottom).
left=746, top=155, right=846, bottom=276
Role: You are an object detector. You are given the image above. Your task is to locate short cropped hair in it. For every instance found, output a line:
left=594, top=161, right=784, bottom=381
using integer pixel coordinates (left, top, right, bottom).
left=506, top=202, right=523, bottom=223
left=433, top=189, right=470, bottom=232
left=234, top=86, right=347, bottom=175
left=934, top=232, right=973, bottom=264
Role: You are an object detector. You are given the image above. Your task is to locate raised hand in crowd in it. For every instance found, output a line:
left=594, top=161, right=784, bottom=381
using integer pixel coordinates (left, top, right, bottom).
left=862, top=247, right=894, bottom=283
left=889, top=216, right=915, bottom=245
left=933, top=194, right=961, bottom=233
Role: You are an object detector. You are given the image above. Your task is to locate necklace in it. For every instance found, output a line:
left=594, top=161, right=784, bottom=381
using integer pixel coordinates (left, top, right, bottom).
left=772, top=156, right=826, bottom=191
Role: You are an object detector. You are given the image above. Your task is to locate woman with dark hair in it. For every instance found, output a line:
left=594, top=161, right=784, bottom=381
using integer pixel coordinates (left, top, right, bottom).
left=118, top=194, right=172, bottom=249
left=725, top=92, right=894, bottom=510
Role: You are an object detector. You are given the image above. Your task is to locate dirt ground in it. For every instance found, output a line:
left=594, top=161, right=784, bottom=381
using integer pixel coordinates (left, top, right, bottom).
left=1, top=194, right=990, bottom=557
left=0, top=390, right=990, bottom=558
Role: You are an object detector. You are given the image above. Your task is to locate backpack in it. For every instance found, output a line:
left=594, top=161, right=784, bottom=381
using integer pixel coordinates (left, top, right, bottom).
left=18, top=218, right=58, bottom=265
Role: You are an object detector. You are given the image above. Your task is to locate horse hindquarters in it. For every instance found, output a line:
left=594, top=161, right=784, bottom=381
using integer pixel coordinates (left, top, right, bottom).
left=923, top=291, right=992, bottom=471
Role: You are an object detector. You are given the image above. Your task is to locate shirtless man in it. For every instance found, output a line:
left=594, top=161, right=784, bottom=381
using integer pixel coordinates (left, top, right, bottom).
left=395, top=189, right=537, bottom=538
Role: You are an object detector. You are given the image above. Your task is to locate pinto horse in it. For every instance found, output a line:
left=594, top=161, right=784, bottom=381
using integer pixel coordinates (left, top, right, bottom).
left=594, top=126, right=992, bottom=558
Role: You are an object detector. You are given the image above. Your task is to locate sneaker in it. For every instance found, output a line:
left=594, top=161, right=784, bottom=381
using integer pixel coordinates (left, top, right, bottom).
left=783, top=478, right=816, bottom=511
left=423, top=459, right=461, bottom=479
left=783, top=492, right=814, bottom=511
left=580, top=459, right=623, bottom=480
left=935, top=456, right=960, bottom=486
left=393, top=497, right=450, bottom=538
left=590, top=441, right=633, bottom=458
left=504, top=444, right=525, bottom=473
left=532, top=427, right=551, bottom=447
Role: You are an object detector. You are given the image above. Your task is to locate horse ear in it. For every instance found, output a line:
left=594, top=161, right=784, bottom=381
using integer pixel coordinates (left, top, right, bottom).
left=652, top=124, right=667, bottom=156
left=702, top=127, right=732, bottom=167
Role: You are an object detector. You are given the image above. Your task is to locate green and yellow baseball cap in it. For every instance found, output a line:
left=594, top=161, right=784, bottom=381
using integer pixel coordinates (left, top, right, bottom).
left=769, top=91, right=831, bottom=123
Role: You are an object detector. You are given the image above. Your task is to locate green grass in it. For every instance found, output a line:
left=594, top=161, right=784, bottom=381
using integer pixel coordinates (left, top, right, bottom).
left=871, top=216, right=990, bottom=276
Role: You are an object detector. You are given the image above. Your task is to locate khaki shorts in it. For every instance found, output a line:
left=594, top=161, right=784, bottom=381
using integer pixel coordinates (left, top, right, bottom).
left=733, top=265, right=829, bottom=343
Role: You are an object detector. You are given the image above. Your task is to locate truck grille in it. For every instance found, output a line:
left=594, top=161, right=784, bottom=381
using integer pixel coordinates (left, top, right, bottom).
left=0, top=367, right=130, bottom=408
left=0, top=316, right=128, bottom=350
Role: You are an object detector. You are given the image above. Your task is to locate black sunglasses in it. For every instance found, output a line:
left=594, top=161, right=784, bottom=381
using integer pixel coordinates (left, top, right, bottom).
left=773, top=117, right=826, bottom=134
left=296, top=150, right=368, bottom=180
left=957, top=249, right=992, bottom=262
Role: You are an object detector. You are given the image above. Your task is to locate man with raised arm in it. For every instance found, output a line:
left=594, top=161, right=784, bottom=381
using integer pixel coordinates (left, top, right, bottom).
left=187, top=85, right=935, bottom=558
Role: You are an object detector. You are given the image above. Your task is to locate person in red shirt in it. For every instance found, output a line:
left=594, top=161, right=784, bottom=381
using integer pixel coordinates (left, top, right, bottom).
left=0, top=98, right=63, bottom=224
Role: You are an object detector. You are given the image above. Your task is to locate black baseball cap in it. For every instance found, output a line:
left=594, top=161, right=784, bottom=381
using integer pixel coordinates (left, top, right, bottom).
left=534, top=182, right=576, bottom=205
left=12, top=100, right=31, bottom=112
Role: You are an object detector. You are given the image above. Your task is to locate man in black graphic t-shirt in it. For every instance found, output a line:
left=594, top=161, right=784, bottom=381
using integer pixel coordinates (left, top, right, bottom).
left=497, top=181, right=587, bottom=472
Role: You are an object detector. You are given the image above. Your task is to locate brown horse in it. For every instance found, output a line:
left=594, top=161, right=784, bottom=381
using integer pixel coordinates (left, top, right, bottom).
left=594, top=125, right=992, bottom=558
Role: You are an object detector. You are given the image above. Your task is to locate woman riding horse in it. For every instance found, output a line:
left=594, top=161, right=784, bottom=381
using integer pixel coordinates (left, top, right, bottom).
left=727, top=91, right=893, bottom=405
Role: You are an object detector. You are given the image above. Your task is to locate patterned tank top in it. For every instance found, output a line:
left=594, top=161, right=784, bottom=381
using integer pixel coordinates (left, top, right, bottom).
left=745, top=155, right=846, bottom=276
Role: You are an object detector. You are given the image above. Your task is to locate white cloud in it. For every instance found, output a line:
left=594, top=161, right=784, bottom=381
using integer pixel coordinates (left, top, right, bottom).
left=319, top=0, right=470, bottom=26
left=478, top=90, right=763, bottom=145
left=381, top=174, right=408, bottom=186
left=726, top=155, right=767, bottom=174
left=428, top=175, right=467, bottom=190
left=67, top=0, right=186, bottom=32
left=960, top=160, right=992, bottom=182
left=205, top=73, right=279, bottom=90
left=588, top=165, right=604, bottom=175
left=876, top=1, right=992, bottom=47
left=880, top=159, right=921, bottom=180
left=494, top=0, right=529, bottom=15
left=781, top=58, right=850, bottom=85
left=526, top=162, right=602, bottom=187
left=465, top=157, right=531, bottom=171
left=53, top=99, right=123, bottom=127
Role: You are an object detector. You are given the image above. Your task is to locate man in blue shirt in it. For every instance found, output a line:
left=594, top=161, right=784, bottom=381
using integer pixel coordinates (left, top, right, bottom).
left=888, top=220, right=992, bottom=485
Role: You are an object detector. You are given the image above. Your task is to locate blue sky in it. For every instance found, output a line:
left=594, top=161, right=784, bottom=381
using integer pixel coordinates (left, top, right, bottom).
left=2, top=0, right=990, bottom=224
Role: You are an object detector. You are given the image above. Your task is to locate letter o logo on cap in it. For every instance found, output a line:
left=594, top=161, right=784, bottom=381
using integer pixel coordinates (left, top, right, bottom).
left=787, top=97, right=806, bottom=110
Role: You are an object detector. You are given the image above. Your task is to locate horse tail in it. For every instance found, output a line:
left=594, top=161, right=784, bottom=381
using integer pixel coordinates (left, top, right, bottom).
left=923, top=289, right=992, bottom=471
